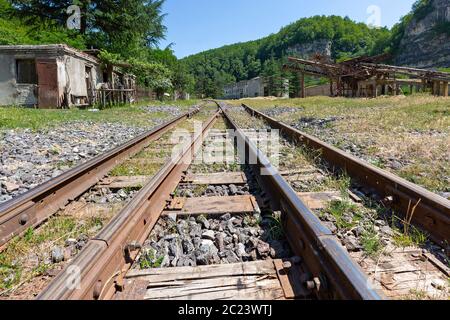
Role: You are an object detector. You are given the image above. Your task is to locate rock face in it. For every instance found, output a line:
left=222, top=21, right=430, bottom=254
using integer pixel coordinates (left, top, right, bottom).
left=287, top=39, right=332, bottom=59
left=394, top=0, right=450, bottom=68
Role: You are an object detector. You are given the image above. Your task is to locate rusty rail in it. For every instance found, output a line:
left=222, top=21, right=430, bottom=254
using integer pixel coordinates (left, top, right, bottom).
left=37, top=110, right=220, bottom=300
left=241, top=104, right=450, bottom=247
left=0, top=106, right=202, bottom=248
left=219, top=103, right=382, bottom=300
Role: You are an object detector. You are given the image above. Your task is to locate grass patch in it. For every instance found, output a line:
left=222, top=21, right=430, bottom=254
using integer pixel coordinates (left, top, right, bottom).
left=110, top=161, right=163, bottom=177
left=228, top=96, right=450, bottom=193
left=265, top=213, right=285, bottom=241
left=192, top=184, right=208, bottom=196
left=0, top=215, right=104, bottom=291
left=323, top=200, right=361, bottom=230
left=139, top=248, right=165, bottom=269
left=0, top=100, right=200, bottom=131
left=393, top=226, right=428, bottom=248
left=361, top=228, right=382, bottom=258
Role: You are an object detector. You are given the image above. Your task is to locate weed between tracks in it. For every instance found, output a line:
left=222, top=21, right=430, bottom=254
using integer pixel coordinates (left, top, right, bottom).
left=110, top=107, right=220, bottom=177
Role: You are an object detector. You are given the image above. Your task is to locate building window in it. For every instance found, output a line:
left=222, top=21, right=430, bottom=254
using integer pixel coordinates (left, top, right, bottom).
left=16, top=59, right=37, bottom=84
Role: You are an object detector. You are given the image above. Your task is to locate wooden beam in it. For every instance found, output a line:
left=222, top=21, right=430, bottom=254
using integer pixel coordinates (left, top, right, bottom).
left=164, top=195, right=260, bottom=216
left=123, top=260, right=287, bottom=301
left=297, top=191, right=342, bottom=210
left=421, top=79, right=427, bottom=93
left=183, top=172, right=247, bottom=185
left=97, top=176, right=150, bottom=189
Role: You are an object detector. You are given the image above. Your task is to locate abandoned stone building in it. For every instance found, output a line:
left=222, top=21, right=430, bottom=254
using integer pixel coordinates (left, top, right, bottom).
left=0, top=44, right=136, bottom=108
left=223, top=77, right=289, bottom=99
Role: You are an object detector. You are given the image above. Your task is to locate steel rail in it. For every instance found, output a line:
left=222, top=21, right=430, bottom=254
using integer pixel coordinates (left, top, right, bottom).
left=219, top=102, right=382, bottom=300
left=241, top=104, right=450, bottom=247
left=37, top=109, right=221, bottom=300
left=0, top=106, right=203, bottom=248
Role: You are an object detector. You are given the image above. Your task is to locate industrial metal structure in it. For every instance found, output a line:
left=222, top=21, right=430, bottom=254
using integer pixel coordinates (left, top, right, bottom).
left=284, top=54, right=450, bottom=98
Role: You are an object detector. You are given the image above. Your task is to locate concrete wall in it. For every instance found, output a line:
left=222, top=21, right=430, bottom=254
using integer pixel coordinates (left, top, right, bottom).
left=305, top=84, right=331, bottom=97
left=224, top=77, right=290, bottom=99
left=0, top=46, right=102, bottom=107
left=58, top=56, right=102, bottom=99
left=0, top=54, right=38, bottom=106
left=246, top=78, right=264, bottom=97
left=224, top=77, right=275, bottom=99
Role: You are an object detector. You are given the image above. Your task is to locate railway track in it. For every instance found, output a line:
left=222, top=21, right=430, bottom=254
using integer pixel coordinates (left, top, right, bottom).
left=0, top=103, right=216, bottom=298
left=0, top=105, right=203, bottom=249
left=0, top=101, right=448, bottom=300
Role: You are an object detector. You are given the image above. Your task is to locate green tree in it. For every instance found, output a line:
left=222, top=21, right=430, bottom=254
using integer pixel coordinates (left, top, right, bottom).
left=0, top=0, right=85, bottom=48
left=10, top=0, right=167, bottom=58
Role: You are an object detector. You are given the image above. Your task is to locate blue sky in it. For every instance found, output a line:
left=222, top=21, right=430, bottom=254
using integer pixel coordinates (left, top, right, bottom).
left=159, top=0, right=417, bottom=58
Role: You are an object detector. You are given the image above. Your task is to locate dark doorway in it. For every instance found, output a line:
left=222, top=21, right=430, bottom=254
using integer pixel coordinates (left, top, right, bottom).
left=85, top=66, right=94, bottom=104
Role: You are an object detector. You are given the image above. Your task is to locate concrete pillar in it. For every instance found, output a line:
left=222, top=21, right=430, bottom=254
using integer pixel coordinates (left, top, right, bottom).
left=330, top=79, right=334, bottom=96
left=443, top=81, right=449, bottom=97
left=393, top=83, right=397, bottom=96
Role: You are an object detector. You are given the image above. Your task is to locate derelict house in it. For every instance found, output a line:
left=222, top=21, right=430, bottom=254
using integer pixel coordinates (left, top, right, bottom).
left=0, top=44, right=136, bottom=108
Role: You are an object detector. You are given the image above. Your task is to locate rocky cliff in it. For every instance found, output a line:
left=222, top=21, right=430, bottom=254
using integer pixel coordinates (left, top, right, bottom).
left=287, top=39, right=332, bottom=59
left=394, top=0, right=450, bottom=68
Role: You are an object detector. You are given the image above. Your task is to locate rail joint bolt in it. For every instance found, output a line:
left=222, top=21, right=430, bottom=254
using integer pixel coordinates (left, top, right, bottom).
left=305, top=277, right=321, bottom=291
left=19, top=214, right=29, bottom=225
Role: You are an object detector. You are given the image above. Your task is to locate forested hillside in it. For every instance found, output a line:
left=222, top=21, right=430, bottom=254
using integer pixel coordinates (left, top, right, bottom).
left=182, top=15, right=391, bottom=98
left=0, top=0, right=193, bottom=97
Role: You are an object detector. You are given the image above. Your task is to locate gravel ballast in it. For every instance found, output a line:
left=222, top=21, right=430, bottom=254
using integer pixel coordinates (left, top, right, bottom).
left=0, top=121, right=151, bottom=203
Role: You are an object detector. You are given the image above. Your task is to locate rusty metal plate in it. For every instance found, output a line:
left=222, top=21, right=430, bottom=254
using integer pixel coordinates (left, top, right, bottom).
left=36, top=59, right=59, bottom=108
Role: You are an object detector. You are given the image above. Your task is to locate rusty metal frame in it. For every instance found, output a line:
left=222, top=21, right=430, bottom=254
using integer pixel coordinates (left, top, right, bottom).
left=220, top=103, right=382, bottom=300
left=241, top=104, right=450, bottom=247
left=0, top=106, right=203, bottom=248
left=37, top=110, right=221, bottom=300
